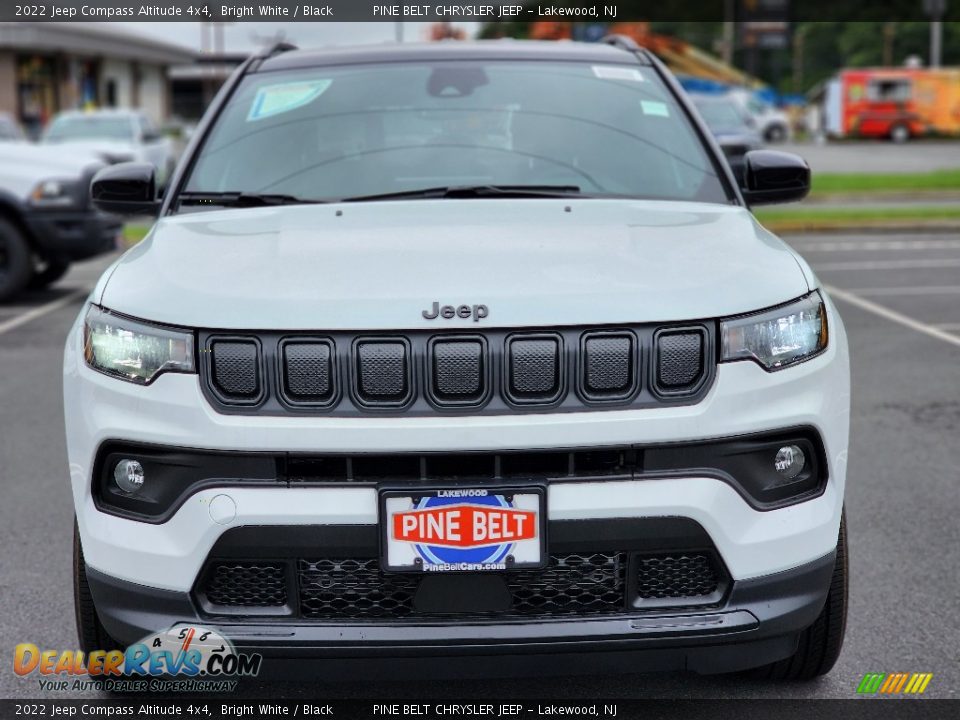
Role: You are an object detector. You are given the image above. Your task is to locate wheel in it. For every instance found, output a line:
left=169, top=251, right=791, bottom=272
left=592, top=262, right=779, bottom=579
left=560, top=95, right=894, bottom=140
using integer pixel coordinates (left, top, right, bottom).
left=28, top=257, right=70, bottom=290
left=74, top=521, right=123, bottom=654
left=747, top=510, right=848, bottom=680
left=0, top=217, right=33, bottom=302
left=890, top=124, right=910, bottom=143
left=765, top=124, right=787, bottom=143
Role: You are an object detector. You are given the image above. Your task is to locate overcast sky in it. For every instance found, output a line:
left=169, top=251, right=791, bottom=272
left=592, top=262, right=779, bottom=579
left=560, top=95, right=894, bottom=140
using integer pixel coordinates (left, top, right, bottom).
left=116, top=21, right=479, bottom=53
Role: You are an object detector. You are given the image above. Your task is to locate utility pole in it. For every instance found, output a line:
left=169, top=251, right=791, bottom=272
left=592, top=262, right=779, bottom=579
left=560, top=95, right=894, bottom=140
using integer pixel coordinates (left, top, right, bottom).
left=793, top=25, right=808, bottom=93
left=931, top=20, right=943, bottom=67
left=883, top=22, right=896, bottom=66
left=721, top=0, right=735, bottom=65
left=924, top=0, right=947, bottom=68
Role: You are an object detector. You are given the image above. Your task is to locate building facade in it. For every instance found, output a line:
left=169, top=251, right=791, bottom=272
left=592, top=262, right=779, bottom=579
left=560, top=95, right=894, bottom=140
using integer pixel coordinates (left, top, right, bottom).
left=0, top=23, right=194, bottom=136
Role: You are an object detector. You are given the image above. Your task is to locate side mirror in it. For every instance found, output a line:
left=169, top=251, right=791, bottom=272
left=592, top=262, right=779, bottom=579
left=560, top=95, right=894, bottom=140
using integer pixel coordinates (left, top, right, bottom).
left=91, top=162, right=160, bottom=215
left=741, top=150, right=810, bottom=206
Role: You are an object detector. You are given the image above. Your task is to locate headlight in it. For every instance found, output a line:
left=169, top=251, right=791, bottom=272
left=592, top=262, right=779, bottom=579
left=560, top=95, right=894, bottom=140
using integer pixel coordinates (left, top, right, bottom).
left=83, top=305, right=195, bottom=385
left=720, top=291, right=827, bottom=371
left=29, top=178, right=79, bottom=208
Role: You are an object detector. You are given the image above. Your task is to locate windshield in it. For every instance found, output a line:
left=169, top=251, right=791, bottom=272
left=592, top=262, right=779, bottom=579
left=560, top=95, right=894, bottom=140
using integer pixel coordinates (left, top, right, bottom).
left=693, top=99, right=749, bottom=132
left=183, top=60, right=728, bottom=204
left=45, top=116, right=135, bottom=142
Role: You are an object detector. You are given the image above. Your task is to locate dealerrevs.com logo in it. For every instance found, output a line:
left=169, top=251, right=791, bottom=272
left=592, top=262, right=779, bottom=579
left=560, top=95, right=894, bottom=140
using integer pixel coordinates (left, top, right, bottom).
left=14, top=625, right=261, bottom=692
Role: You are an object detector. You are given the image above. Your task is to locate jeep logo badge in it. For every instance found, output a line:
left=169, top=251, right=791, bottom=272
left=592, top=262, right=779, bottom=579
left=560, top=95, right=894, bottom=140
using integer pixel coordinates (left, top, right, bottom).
left=422, top=302, right=489, bottom=322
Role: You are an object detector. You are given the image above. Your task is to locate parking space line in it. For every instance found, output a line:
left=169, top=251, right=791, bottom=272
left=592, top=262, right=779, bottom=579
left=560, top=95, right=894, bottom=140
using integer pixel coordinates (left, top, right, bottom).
left=844, top=285, right=960, bottom=296
left=814, top=258, right=960, bottom=271
left=933, top=323, right=960, bottom=331
left=792, top=239, right=960, bottom=252
left=826, top=285, right=960, bottom=349
left=0, top=289, right=88, bottom=337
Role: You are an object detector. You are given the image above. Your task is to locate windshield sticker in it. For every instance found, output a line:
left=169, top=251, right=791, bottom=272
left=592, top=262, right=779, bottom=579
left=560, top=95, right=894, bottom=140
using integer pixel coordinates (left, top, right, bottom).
left=641, top=100, right=670, bottom=117
left=592, top=65, right=645, bottom=82
left=247, top=80, right=332, bottom=121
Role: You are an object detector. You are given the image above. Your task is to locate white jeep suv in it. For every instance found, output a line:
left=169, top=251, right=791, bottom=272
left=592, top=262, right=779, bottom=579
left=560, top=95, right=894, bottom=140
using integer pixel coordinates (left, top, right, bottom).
left=64, top=39, right=849, bottom=681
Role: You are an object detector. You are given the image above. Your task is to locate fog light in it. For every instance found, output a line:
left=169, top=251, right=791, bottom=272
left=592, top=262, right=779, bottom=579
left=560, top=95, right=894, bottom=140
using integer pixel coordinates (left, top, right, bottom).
left=774, top=445, right=805, bottom=480
left=114, top=459, right=145, bottom=494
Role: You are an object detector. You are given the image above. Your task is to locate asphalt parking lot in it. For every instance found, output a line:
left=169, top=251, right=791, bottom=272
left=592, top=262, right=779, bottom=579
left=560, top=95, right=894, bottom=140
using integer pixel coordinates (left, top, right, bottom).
left=780, top=140, right=960, bottom=175
left=1, top=231, right=958, bottom=700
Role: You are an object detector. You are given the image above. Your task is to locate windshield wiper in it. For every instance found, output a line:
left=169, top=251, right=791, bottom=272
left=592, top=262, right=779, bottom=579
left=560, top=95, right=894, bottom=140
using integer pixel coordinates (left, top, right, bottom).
left=177, top=192, right=324, bottom=208
left=339, top=185, right=582, bottom=203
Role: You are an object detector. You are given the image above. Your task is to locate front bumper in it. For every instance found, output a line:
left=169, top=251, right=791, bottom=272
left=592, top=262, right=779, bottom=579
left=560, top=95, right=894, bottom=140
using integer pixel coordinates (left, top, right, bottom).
left=65, top=299, right=849, bottom=590
left=23, top=209, right=121, bottom=262
left=65, top=294, right=849, bottom=674
left=87, top=550, right=836, bottom=677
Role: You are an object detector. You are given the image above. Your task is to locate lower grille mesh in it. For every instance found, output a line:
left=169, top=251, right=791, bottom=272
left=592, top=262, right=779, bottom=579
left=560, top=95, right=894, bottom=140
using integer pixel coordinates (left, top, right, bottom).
left=300, top=558, right=419, bottom=619
left=298, top=553, right=625, bottom=619
left=203, top=562, right=287, bottom=607
left=636, top=553, right=721, bottom=600
left=506, top=552, right=625, bottom=616
left=198, top=552, right=724, bottom=619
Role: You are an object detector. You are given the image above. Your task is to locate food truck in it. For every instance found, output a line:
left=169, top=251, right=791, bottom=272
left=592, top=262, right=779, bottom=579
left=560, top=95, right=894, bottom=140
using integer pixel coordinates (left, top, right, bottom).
left=822, top=67, right=960, bottom=141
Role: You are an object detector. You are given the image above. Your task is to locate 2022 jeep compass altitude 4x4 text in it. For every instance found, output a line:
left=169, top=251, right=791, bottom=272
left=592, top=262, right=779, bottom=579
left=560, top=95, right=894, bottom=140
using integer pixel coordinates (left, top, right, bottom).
left=64, top=39, right=850, bottom=680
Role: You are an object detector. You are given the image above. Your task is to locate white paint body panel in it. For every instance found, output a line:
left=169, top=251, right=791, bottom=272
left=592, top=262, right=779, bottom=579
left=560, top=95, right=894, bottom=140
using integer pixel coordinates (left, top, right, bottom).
left=0, top=143, right=104, bottom=199
left=99, top=200, right=810, bottom=329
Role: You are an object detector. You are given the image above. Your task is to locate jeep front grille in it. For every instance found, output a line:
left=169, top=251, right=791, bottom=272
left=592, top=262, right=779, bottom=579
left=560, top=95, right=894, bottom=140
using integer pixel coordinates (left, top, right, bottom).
left=199, top=324, right=714, bottom=416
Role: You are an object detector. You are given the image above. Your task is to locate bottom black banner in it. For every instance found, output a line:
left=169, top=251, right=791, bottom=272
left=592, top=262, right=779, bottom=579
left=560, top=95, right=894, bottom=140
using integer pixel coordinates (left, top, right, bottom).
left=0, top=699, right=955, bottom=720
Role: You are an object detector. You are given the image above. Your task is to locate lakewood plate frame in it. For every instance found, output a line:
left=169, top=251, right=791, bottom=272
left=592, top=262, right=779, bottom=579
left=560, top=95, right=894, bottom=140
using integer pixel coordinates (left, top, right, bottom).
left=378, top=485, right=549, bottom=574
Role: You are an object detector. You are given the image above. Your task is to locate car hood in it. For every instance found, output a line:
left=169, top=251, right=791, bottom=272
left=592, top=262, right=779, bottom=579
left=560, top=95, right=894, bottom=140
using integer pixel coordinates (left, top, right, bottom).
left=713, top=131, right=763, bottom=147
left=0, top=142, right=104, bottom=176
left=100, top=200, right=810, bottom=330
left=43, top=139, right=138, bottom=161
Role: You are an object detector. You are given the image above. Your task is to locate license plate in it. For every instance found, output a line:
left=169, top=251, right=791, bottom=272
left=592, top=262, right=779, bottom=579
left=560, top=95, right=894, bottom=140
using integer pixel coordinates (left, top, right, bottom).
left=380, top=487, right=546, bottom=573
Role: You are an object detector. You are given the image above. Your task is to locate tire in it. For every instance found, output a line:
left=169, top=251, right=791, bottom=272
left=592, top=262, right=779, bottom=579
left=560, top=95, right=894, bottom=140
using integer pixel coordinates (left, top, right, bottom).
left=891, top=124, right=910, bottom=143
left=74, top=521, right=123, bottom=654
left=28, top=257, right=70, bottom=290
left=747, top=510, right=848, bottom=680
left=765, top=124, right=787, bottom=143
left=0, top=217, right=33, bottom=302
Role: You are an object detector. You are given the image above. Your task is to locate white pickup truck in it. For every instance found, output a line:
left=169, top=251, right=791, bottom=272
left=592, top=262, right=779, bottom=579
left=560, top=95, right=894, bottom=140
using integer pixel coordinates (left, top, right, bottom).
left=0, top=142, right=121, bottom=301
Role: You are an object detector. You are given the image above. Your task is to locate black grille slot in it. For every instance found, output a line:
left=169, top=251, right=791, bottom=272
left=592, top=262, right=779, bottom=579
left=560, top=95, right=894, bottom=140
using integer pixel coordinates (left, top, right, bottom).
left=425, top=454, right=496, bottom=480
left=500, top=451, right=569, bottom=478
left=429, top=337, right=487, bottom=407
left=656, top=330, right=705, bottom=393
left=506, top=334, right=563, bottom=404
left=202, top=562, right=287, bottom=607
left=281, top=340, right=335, bottom=405
left=354, top=339, right=411, bottom=407
left=634, top=553, right=722, bottom=602
left=300, top=558, right=419, bottom=619
left=352, top=455, right=421, bottom=482
left=507, top=552, right=626, bottom=616
left=581, top=332, right=636, bottom=400
left=210, top=340, right=261, bottom=402
left=286, top=456, right=349, bottom=482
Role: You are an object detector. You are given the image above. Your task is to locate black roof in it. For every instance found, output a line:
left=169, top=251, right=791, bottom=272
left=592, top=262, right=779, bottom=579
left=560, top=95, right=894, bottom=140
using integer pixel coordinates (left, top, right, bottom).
left=256, top=40, right=648, bottom=73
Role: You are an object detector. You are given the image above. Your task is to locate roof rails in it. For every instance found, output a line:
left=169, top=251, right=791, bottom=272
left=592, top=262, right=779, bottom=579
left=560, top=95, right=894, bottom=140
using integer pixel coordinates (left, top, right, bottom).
left=247, top=41, right=298, bottom=72
left=257, top=41, right=298, bottom=59
left=600, top=34, right=642, bottom=53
